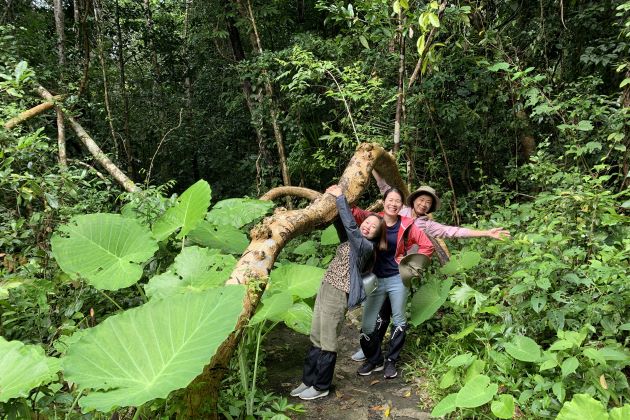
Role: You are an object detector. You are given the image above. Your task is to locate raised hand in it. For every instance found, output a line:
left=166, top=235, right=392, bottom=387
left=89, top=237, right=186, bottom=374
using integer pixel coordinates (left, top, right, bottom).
left=326, top=184, right=343, bottom=197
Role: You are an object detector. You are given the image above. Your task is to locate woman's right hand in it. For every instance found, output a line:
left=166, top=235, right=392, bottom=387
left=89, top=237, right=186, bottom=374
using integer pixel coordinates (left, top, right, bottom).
left=326, top=185, right=343, bottom=197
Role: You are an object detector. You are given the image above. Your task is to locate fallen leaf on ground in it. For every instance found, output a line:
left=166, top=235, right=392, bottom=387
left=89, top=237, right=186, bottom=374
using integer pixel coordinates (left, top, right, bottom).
left=335, top=390, right=343, bottom=398
left=370, top=405, right=385, bottom=411
left=370, top=379, right=380, bottom=386
left=404, top=390, right=412, bottom=397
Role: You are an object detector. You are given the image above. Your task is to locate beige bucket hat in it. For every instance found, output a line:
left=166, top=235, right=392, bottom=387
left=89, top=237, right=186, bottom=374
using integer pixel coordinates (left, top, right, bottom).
left=399, top=253, right=430, bottom=288
left=407, top=186, right=441, bottom=214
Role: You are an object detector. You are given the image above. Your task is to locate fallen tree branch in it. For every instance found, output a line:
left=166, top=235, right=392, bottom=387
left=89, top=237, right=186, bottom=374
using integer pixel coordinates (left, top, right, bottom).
left=183, top=142, right=408, bottom=417
left=35, top=85, right=139, bottom=193
left=260, top=186, right=322, bottom=202
left=3, top=98, right=61, bottom=130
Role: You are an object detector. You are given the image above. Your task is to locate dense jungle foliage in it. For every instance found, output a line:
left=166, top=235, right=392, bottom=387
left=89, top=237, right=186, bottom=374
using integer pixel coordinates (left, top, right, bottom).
left=1, top=0, right=629, bottom=418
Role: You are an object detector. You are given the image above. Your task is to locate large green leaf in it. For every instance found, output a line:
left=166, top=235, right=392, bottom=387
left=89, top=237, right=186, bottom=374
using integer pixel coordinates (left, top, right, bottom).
left=430, top=393, right=457, bottom=417
left=504, top=335, right=542, bottom=362
left=206, top=198, right=273, bottom=228
left=320, top=224, right=340, bottom=246
left=152, top=180, right=211, bottom=241
left=409, top=277, right=453, bottom=326
left=250, top=292, right=293, bottom=325
left=282, top=301, right=313, bottom=335
left=610, top=405, right=630, bottom=420
left=269, top=263, right=325, bottom=299
left=491, top=394, right=515, bottom=419
left=52, top=214, right=158, bottom=290
left=63, top=286, right=246, bottom=412
left=556, top=394, right=608, bottom=420
left=187, top=221, right=249, bottom=254
left=0, top=337, right=60, bottom=402
left=144, top=247, right=236, bottom=299
left=455, top=374, right=498, bottom=408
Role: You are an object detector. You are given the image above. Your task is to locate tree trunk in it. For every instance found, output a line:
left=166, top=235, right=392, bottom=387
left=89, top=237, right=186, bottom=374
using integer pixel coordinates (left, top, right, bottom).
left=115, top=0, right=133, bottom=177
left=234, top=0, right=292, bottom=190
left=36, top=86, right=139, bottom=193
left=226, top=7, right=271, bottom=195
left=182, top=143, right=407, bottom=417
left=77, top=0, right=91, bottom=98
left=56, top=108, right=68, bottom=169
left=53, top=0, right=66, bottom=68
left=93, top=0, right=119, bottom=158
left=392, top=11, right=406, bottom=154
left=143, top=0, right=161, bottom=80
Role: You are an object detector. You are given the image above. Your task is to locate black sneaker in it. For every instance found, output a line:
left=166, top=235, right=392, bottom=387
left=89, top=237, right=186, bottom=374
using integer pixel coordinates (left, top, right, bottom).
left=357, top=361, right=384, bottom=376
left=383, top=360, right=397, bottom=379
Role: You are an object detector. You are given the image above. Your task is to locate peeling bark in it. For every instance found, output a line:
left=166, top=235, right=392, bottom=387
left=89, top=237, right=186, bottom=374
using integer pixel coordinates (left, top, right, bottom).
left=182, top=143, right=407, bottom=417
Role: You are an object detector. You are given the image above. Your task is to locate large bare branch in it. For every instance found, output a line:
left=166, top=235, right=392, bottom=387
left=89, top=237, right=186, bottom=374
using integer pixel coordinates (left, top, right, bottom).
left=3, top=100, right=56, bottom=129
left=35, top=85, right=139, bottom=192
left=260, top=186, right=322, bottom=201
left=182, top=143, right=406, bottom=417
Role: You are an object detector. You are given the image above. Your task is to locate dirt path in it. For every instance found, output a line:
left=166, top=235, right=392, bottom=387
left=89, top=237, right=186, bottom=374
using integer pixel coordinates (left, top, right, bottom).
left=263, top=308, right=431, bottom=419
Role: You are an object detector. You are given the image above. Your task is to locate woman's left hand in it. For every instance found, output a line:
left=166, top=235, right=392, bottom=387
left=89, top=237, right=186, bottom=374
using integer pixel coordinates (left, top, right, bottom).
left=326, top=185, right=343, bottom=197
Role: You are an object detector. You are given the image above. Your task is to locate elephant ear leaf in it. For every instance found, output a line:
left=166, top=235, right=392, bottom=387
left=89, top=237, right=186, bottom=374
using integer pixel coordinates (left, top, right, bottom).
left=0, top=337, right=60, bottom=403
left=152, top=180, right=212, bottom=241
left=51, top=213, right=158, bottom=290
left=206, top=198, right=273, bottom=229
left=63, top=285, right=246, bottom=413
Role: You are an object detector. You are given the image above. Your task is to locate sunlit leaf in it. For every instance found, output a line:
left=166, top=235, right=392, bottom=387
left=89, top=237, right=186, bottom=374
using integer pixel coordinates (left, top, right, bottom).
left=0, top=337, right=60, bottom=403
left=64, top=286, right=246, bottom=412
left=52, top=214, right=158, bottom=291
left=188, top=221, right=249, bottom=254
left=409, top=277, right=452, bottom=326
left=504, top=336, right=542, bottom=362
left=251, top=292, right=293, bottom=325
left=269, top=263, right=325, bottom=299
left=205, top=198, right=273, bottom=229
left=491, top=394, right=515, bottom=419
left=556, top=394, right=607, bottom=420
left=152, top=180, right=211, bottom=240
left=455, top=374, right=497, bottom=408
left=282, top=301, right=312, bottom=335
left=430, top=393, right=457, bottom=417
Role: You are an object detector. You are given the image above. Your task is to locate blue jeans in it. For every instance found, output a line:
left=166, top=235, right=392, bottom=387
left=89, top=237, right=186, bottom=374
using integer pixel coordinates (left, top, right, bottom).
left=361, top=274, right=409, bottom=334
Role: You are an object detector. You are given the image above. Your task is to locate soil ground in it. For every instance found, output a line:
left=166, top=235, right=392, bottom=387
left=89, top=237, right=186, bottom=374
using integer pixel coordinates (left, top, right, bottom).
left=263, top=307, right=432, bottom=419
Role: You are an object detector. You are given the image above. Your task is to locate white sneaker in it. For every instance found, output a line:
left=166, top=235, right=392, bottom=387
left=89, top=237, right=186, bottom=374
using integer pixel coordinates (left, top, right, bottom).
left=290, top=382, right=309, bottom=397
left=351, top=349, right=366, bottom=362
left=299, top=386, right=329, bottom=400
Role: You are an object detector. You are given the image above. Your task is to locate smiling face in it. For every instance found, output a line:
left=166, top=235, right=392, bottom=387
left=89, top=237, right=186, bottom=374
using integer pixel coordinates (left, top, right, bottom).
left=383, top=190, right=403, bottom=217
left=360, top=215, right=381, bottom=239
left=413, top=193, right=434, bottom=216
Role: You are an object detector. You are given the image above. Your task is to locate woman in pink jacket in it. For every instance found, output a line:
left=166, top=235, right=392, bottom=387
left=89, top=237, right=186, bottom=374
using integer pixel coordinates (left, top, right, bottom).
left=351, top=187, right=434, bottom=379
left=351, top=171, right=510, bottom=370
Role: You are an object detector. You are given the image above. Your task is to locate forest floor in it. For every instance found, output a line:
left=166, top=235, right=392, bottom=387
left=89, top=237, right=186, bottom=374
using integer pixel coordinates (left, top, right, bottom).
left=263, top=307, right=433, bottom=419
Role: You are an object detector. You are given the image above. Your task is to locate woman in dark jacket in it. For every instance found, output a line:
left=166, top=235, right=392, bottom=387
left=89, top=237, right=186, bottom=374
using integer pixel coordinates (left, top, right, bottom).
left=290, top=184, right=386, bottom=400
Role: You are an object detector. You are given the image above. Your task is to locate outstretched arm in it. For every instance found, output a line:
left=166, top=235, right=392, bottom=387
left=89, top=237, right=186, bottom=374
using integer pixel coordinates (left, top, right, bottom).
left=465, top=227, right=511, bottom=240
